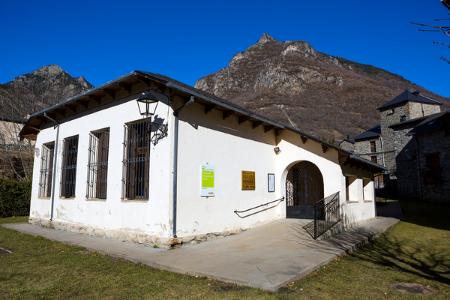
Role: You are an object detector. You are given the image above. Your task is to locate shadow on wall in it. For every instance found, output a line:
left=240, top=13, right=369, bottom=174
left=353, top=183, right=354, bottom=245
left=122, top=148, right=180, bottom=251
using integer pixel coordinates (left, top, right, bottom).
left=395, top=137, right=420, bottom=201
left=179, top=102, right=276, bottom=147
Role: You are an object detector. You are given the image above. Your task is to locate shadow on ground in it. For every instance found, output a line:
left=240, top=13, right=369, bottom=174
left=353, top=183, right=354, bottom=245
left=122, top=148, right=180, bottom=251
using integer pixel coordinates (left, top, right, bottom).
left=352, top=234, right=450, bottom=285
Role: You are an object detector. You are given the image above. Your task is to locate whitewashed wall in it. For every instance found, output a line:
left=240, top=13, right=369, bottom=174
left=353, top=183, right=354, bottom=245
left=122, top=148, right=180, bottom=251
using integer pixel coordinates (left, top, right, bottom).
left=30, top=95, right=174, bottom=240
left=174, top=103, right=376, bottom=236
left=29, top=93, right=377, bottom=243
left=175, top=102, right=279, bottom=236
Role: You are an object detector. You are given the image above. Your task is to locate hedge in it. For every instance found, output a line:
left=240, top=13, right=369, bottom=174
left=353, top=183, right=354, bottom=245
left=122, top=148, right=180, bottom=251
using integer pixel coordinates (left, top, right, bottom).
left=0, top=179, right=31, bottom=217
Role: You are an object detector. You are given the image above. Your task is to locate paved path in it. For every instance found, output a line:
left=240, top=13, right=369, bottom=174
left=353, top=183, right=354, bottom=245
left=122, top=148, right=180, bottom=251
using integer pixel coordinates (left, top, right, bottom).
left=3, top=217, right=398, bottom=291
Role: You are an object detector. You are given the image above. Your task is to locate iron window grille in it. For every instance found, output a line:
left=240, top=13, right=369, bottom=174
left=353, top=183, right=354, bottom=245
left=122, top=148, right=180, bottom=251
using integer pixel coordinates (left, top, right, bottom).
left=60, top=135, right=79, bottom=198
left=122, top=118, right=151, bottom=200
left=38, top=142, right=55, bottom=198
left=86, top=128, right=110, bottom=199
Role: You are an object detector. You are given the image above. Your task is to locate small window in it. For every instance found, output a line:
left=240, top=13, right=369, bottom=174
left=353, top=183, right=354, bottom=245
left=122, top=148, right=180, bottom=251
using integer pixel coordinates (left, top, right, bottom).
left=424, top=153, right=441, bottom=184
left=371, top=156, right=378, bottom=164
left=370, top=141, right=376, bottom=153
left=363, top=178, right=373, bottom=201
left=61, top=135, right=79, bottom=198
left=374, top=174, right=384, bottom=189
left=345, top=176, right=356, bottom=201
left=122, top=119, right=151, bottom=200
left=38, top=142, right=55, bottom=198
left=400, top=115, right=407, bottom=122
left=87, top=128, right=110, bottom=199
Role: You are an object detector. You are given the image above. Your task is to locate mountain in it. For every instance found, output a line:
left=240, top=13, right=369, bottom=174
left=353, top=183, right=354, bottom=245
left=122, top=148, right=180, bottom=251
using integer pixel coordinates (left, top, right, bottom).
left=196, top=33, right=449, bottom=142
left=0, top=65, right=92, bottom=122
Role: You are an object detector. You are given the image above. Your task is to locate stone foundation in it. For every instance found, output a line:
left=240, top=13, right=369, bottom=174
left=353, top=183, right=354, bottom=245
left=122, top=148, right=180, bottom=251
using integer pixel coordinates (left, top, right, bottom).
left=28, top=217, right=244, bottom=248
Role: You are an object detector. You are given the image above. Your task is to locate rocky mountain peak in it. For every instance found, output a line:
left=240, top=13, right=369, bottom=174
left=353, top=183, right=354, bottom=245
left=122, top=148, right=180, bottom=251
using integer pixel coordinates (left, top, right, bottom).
left=76, top=76, right=92, bottom=89
left=32, top=64, right=64, bottom=77
left=0, top=65, right=93, bottom=121
left=195, top=36, right=448, bottom=142
left=257, top=33, right=277, bottom=44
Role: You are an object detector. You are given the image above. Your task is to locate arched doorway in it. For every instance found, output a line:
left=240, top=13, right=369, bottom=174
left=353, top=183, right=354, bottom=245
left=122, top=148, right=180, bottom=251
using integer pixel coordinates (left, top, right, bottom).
left=285, top=161, right=324, bottom=219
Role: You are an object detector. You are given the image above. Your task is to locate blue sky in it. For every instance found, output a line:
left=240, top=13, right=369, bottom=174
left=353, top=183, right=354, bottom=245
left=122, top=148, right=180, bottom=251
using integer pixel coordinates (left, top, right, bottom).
left=1, top=0, right=449, bottom=96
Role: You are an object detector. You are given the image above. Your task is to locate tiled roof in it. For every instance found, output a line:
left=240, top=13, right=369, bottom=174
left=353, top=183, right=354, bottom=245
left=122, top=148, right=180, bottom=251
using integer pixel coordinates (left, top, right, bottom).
left=354, top=125, right=381, bottom=141
left=378, top=89, right=442, bottom=111
left=409, top=111, right=449, bottom=135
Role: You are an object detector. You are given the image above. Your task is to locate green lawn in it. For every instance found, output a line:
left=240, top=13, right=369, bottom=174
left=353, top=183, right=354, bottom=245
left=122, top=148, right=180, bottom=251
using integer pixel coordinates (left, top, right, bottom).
left=1, top=202, right=449, bottom=299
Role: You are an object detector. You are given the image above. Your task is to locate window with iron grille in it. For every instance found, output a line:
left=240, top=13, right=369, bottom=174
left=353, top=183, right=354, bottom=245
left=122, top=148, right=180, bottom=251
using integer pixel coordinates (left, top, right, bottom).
left=424, top=152, right=441, bottom=184
left=61, top=135, right=79, bottom=198
left=38, top=142, right=55, bottom=198
left=86, top=128, right=110, bottom=199
left=370, top=141, right=376, bottom=153
left=122, top=119, right=151, bottom=200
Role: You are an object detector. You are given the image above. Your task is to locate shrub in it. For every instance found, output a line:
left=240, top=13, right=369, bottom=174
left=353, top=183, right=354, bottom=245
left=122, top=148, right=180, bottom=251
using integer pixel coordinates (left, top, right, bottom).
left=0, top=179, right=31, bottom=217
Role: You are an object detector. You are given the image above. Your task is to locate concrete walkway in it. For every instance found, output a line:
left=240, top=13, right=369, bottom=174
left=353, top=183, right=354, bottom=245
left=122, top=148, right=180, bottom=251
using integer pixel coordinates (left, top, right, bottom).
left=3, top=217, right=398, bottom=291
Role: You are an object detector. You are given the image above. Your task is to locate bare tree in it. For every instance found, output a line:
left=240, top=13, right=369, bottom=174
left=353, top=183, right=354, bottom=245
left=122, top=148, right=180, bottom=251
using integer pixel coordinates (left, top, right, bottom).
left=411, top=0, right=450, bottom=64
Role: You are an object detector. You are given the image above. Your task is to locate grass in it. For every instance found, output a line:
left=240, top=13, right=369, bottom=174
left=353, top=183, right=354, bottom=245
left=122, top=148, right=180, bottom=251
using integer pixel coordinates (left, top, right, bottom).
left=1, top=202, right=449, bottom=299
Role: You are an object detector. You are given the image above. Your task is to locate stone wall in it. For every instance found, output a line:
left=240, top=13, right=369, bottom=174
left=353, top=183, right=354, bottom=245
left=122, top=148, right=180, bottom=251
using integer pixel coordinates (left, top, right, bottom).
left=353, top=138, right=384, bottom=165
left=409, top=102, right=441, bottom=120
left=395, top=134, right=419, bottom=200
left=379, top=105, right=410, bottom=174
left=416, top=129, right=450, bottom=202
left=379, top=102, right=441, bottom=175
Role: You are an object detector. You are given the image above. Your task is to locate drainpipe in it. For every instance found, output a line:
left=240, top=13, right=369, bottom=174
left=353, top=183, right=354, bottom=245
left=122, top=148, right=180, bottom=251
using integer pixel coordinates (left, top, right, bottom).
left=414, top=135, right=423, bottom=201
left=43, top=113, right=59, bottom=221
left=379, top=136, right=386, bottom=167
left=171, top=96, right=195, bottom=239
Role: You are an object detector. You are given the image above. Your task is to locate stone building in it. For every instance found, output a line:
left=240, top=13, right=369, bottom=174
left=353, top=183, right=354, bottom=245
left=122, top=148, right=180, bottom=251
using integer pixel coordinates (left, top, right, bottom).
left=353, top=125, right=384, bottom=165
left=353, top=89, right=447, bottom=201
left=408, top=112, right=450, bottom=202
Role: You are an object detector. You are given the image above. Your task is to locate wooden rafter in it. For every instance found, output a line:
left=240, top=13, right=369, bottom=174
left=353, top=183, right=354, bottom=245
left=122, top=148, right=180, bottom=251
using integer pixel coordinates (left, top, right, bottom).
left=119, top=82, right=132, bottom=93
left=90, top=95, right=102, bottom=105
left=204, top=104, right=215, bottom=114
left=222, top=110, right=233, bottom=120
left=238, top=116, right=249, bottom=124
left=80, top=99, right=89, bottom=109
left=103, top=89, right=116, bottom=99
left=264, top=125, right=273, bottom=133
left=301, top=135, right=308, bottom=144
left=64, top=104, right=76, bottom=114
left=321, top=144, right=329, bottom=153
left=252, top=121, right=262, bottom=129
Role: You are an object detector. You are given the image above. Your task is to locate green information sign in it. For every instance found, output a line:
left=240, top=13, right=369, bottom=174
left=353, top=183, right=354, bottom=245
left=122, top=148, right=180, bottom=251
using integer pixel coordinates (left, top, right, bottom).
left=201, top=164, right=215, bottom=197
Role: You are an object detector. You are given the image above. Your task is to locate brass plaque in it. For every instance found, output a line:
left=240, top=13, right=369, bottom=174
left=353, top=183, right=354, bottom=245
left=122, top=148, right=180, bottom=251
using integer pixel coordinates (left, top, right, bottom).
left=241, top=171, right=255, bottom=190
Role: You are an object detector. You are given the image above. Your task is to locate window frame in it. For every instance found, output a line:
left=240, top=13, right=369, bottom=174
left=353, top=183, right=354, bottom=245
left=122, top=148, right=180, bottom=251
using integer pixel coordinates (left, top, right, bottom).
left=122, top=118, right=151, bottom=200
left=86, top=128, right=110, bottom=200
left=60, top=135, right=79, bottom=198
left=424, top=152, right=441, bottom=185
left=370, top=140, right=376, bottom=153
left=38, top=141, right=55, bottom=198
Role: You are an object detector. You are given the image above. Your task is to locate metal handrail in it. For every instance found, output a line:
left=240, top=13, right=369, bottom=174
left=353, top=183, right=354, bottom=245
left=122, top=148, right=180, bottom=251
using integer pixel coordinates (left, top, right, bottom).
left=304, top=192, right=341, bottom=239
left=234, top=197, right=285, bottom=218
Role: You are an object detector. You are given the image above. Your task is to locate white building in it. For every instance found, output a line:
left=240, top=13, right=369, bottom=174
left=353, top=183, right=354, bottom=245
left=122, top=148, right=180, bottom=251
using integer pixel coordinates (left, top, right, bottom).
left=20, top=71, right=384, bottom=246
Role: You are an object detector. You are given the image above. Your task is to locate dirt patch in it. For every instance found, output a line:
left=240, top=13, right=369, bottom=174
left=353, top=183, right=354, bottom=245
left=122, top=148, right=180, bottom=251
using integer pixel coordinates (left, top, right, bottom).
left=391, top=282, right=435, bottom=295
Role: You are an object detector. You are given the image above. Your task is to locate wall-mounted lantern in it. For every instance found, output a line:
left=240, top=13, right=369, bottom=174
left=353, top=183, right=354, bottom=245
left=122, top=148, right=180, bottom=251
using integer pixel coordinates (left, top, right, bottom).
left=136, top=91, right=159, bottom=117
left=274, top=146, right=281, bottom=155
